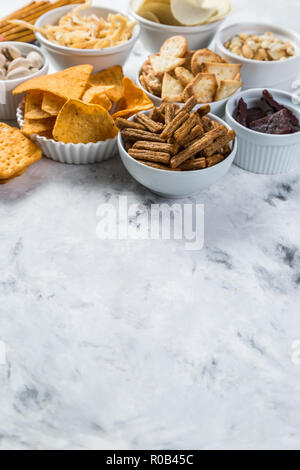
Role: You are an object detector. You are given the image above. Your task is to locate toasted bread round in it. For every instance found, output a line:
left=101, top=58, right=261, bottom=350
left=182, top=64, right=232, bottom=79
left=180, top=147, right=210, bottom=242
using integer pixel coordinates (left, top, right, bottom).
left=160, top=36, right=188, bottom=58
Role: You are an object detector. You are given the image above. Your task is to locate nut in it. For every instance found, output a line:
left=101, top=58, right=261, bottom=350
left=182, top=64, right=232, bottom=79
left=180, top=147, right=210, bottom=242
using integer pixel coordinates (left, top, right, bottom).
left=0, top=53, right=7, bottom=69
left=0, top=68, right=6, bottom=80
left=26, top=51, right=44, bottom=69
left=6, top=66, right=32, bottom=80
left=225, top=31, right=295, bottom=61
left=7, top=57, right=31, bottom=73
left=0, top=45, right=21, bottom=61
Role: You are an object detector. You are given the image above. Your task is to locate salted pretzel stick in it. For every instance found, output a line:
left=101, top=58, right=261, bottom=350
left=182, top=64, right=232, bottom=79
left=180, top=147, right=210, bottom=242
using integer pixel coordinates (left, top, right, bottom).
left=180, top=157, right=206, bottom=170
left=141, top=161, right=181, bottom=171
left=128, top=149, right=171, bottom=165
left=135, top=113, right=164, bottom=133
left=15, top=33, right=35, bottom=42
left=170, top=125, right=227, bottom=168
left=206, top=154, right=225, bottom=167
left=115, top=118, right=146, bottom=131
left=174, top=113, right=198, bottom=142
left=0, top=2, right=42, bottom=25
left=202, top=130, right=235, bottom=157
left=121, top=129, right=165, bottom=143
left=160, top=111, right=189, bottom=140
left=175, top=96, right=197, bottom=116
left=132, top=141, right=178, bottom=154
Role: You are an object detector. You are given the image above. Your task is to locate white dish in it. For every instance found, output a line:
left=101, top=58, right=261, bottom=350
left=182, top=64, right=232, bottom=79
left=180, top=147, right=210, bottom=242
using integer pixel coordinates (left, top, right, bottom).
left=35, top=5, right=140, bottom=72
left=0, top=42, right=48, bottom=121
left=215, top=22, right=300, bottom=90
left=118, top=111, right=237, bottom=198
left=136, top=67, right=241, bottom=117
left=16, top=103, right=118, bottom=165
left=226, top=88, right=300, bottom=174
left=129, top=1, right=226, bottom=54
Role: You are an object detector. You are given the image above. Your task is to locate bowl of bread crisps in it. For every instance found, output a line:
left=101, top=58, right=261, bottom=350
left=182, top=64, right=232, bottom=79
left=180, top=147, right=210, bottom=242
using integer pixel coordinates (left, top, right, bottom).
left=15, top=64, right=153, bottom=164
left=0, top=42, right=48, bottom=120
left=215, top=23, right=300, bottom=90
left=117, top=97, right=237, bottom=198
left=137, top=36, right=242, bottom=117
left=130, top=0, right=232, bottom=54
left=16, top=2, right=140, bottom=72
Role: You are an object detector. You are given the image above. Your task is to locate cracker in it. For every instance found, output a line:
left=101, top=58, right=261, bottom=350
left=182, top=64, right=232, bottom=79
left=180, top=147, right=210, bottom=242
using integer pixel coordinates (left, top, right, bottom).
left=191, top=49, right=224, bottom=75
left=160, top=36, right=188, bottom=58
left=149, top=55, right=186, bottom=76
left=184, top=73, right=218, bottom=104
left=174, top=67, right=194, bottom=87
left=0, top=123, right=42, bottom=179
left=215, top=80, right=242, bottom=101
left=202, top=63, right=242, bottom=83
left=161, top=73, right=184, bottom=102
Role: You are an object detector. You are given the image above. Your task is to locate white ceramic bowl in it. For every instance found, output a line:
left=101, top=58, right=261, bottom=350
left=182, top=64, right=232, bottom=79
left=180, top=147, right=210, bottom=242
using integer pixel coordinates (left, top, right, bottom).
left=16, top=103, right=118, bottom=165
left=136, top=68, right=241, bottom=117
left=215, top=22, right=300, bottom=91
left=129, top=2, right=226, bottom=54
left=0, top=42, right=48, bottom=121
left=226, top=88, right=300, bottom=174
left=35, top=6, right=140, bottom=72
left=118, top=111, right=237, bottom=198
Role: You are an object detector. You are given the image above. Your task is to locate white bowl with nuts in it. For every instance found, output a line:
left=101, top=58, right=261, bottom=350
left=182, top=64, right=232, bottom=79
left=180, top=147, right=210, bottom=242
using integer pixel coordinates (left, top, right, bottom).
left=0, top=42, right=48, bottom=120
left=215, top=23, right=300, bottom=90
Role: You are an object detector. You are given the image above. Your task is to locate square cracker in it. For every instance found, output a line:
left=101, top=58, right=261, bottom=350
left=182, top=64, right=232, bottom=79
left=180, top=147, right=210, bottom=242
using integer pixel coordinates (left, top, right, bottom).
left=184, top=73, right=218, bottom=104
left=161, top=73, right=184, bottom=102
left=0, top=123, right=42, bottom=179
left=202, top=63, right=242, bottom=83
left=215, top=80, right=242, bottom=101
left=149, top=55, right=186, bottom=76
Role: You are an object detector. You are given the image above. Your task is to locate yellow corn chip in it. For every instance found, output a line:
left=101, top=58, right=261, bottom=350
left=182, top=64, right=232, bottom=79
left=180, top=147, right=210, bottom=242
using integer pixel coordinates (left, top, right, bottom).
left=0, top=123, right=42, bottom=180
left=53, top=100, right=119, bottom=144
left=42, top=93, right=66, bottom=116
left=88, top=66, right=124, bottom=102
left=82, top=85, right=115, bottom=104
left=25, top=92, right=51, bottom=120
left=90, top=93, right=112, bottom=111
left=13, top=64, right=93, bottom=100
left=22, top=117, right=56, bottom=136
left=113, top=77, right=153, bottom=119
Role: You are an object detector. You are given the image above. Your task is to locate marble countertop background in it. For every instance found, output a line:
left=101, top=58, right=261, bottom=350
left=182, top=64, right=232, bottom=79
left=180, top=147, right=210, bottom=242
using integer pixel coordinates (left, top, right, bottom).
left=1, top=0, right=300, bottom=450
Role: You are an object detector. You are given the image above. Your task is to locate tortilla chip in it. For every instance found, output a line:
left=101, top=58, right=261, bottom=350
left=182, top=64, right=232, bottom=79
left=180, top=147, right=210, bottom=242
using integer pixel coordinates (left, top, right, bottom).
left=42, top=93, right=66, bottom=116
left=112, top=77, right=153, bottom=119
left=25, top=92, right=51, bottom=120
left=82, top=85, right=115, bottom=104
left=88, top=66, right=124, bottom=102
left=90, top=93, right=112, bottom=111
left=53, top=100, right=118, bottom=144
left=22, top=116, right=56, bottom=136
left=13, top=64, right=93, bottom=100
left=0, top=123, right=42, bottom=180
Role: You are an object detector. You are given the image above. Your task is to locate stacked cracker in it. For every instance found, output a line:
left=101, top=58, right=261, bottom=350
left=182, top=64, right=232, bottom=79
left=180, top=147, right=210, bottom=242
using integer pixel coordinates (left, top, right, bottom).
left=0, top=123, right=42, bottom=184
left=0, top=0, right=84, bottom=43
left=140, top=36, right=242, bottom=104
left=116, top=97, right=236, bottom=171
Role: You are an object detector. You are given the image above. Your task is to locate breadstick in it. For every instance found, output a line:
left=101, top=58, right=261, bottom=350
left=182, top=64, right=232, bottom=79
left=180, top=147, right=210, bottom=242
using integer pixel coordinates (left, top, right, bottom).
left=135, top=113, right=164, bottom=133
left=115, top=118, right=146, bottom=131
left=202, top=130, right=235, bottom=157
left=175, top=96, right=197, bottom=116
left=206, top=154, right=225, bottom=167
left=121, top=129, right=165, bottom=143
left=132, top=141, right=178, bottom=154
left=174, top=113, right=198, bottom=142
left=180, top=157, right=206, bottom=170
left=160, top=111, right=189, bottom=139
left=141, top=161, right=181, bottom=171
left=128, top=149, right=171, bottom=165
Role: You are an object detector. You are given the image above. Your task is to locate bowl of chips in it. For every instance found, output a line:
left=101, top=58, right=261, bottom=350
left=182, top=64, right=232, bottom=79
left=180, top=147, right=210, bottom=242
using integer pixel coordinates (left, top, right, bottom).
left=129, top=0, right=232, bottom=53
left=137, top=37, right=242, bottom=116
left=14, top=64, right=153, bottom=164
left=23, top=3, right=141, bottom=72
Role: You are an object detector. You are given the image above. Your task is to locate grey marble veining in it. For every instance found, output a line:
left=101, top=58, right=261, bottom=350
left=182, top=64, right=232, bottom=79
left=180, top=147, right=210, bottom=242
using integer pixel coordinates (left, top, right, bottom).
left=0, top=0, right=300, bottom=450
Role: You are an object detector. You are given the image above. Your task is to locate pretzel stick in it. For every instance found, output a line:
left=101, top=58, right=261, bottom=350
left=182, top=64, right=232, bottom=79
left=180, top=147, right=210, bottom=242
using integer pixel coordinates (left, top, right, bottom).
left=15, top=33, right=36, bottom=43
left=0, top=2, right=43, bottom=25
left=128, top=149, right=171, bottom=165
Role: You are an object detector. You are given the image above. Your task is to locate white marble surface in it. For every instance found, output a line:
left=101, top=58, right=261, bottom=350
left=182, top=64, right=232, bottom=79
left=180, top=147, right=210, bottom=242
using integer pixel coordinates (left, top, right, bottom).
left=1, top=0, right=300, bottom=451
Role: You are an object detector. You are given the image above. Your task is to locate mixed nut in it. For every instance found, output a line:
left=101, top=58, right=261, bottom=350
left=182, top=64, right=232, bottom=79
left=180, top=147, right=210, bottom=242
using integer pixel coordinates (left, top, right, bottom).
left=0, top=45, right=44, bottom=80
left=225, top=32, right=295, bottom=61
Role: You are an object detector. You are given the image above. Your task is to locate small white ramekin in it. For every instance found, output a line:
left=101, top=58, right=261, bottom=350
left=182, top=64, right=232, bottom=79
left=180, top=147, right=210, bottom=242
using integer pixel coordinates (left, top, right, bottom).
left=118, top=110, right=237, bottom=198
left=226, top=88, right=300, bottom=175
left=16, top=104, right=118, bottom=165
left=136, top=68, right=241, bottom=117
left=35, top=6, right=140, bottom=72
left=129, top=1, right=227, bottom=54
left=215, top=23, right=300, bottom=91
left=0, top=42, right=48, bottom=121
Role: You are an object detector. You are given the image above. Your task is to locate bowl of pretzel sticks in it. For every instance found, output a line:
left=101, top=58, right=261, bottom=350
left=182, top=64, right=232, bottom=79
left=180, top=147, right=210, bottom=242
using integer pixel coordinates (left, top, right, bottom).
left=116, top=97, right=237, bottom=198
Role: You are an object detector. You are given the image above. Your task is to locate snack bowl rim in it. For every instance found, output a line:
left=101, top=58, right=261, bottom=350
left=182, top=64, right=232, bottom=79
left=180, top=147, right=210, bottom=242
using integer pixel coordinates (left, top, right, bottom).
left=226, top=87, right=300, bottom=141
left=118, top=109, right=237, bottom=175
left=35, top=5, right=140, bottom=56
left=215, top=22, right=300, bottom=66
left=128, top=3, right=227, bottom=32
left=136, top=66, right=242, bottom=111
left=0, top=42, right=48, bottom=85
